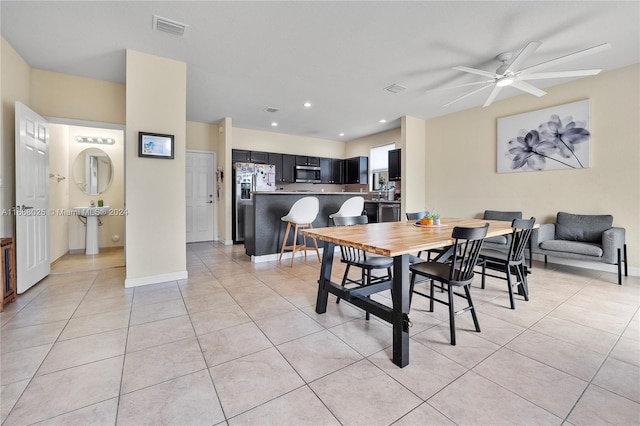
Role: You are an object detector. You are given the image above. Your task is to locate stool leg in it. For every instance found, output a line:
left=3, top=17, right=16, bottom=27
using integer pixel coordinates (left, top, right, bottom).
left=279, top=222, right=292, bottom=262
left=291, top=223, right=299, bottom=267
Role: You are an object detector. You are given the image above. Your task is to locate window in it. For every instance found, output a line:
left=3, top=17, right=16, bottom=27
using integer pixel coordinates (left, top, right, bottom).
left=369, top=143, right=395, bottom=190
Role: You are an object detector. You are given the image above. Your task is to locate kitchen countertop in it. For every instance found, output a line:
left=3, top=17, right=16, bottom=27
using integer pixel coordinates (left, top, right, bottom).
left=253, top=191, right=400, bottom=203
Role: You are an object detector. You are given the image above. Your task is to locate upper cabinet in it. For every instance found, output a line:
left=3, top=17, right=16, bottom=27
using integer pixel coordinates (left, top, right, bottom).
left=232, top=149, right=250, bottom=163
left=388, top=148, right=401, bottom=181
left=295, top=156, right=320, bottom=167
left=320, top=158, right=344, bottom=184
left=249, top=151, right=269, bottom=164
left=345, top=156, right=368, bottom=184
left=268, top=153, right=295, bottom=183
left=231, top=149, right=268, bottom=164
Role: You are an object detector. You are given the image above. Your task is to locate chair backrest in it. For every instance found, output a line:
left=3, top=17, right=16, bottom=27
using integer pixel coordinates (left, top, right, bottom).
left=406, top=211, right=429, bottom=221
left=329, top=196, right=365, bottom=219
left=507, top=217, right=536, bottom=263
left=483, top=210, right=522, bottom=221
left=449, top=223, right=489, bottom=284
left=281, top=196, right=319, bottom=224
left=332, top=215, right=368, bottom=261
left=332, top=215, right=368, bottom=226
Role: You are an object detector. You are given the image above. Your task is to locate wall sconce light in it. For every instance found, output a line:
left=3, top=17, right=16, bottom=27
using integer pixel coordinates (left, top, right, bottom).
left=75, top=136, right=116, bottom=145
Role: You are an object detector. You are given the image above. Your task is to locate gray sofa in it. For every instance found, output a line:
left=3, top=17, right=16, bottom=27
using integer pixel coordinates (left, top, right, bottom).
left=530, top=212, right=628, bottom=284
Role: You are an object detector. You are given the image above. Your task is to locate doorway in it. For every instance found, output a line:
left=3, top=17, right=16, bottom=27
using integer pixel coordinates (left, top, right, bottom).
left=48, top=119, right=125, bottom=273
left=186, top=150, right=217, bottom=243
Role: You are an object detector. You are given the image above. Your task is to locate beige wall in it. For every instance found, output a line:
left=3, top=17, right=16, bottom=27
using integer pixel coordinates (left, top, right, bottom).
left=401, top=116, right=427, bottom=217
left=186, top=121, right=219, bottom=152
left=424, top=64, right=640, bottom=269
left=48, top=125, right=69, bottom=261
left=345, top=128, right=399, bottom=158
left=65, top=125, right=124, bottom=252
left=219, top=118, right=232, bottom=243
left=233, top=127, right=345, bottom=158
left=30, top=69, right=125, bottom=125
left=125, top=49, right=187, bottom=287
left=1, top=37, right=31, bottom=237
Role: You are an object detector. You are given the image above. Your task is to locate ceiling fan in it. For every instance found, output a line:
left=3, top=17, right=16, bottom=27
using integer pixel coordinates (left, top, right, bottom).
left=429, top=41, right=611, bottom=108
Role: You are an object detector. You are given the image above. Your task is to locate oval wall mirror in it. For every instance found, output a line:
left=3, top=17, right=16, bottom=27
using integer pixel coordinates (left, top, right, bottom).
left=72, top=148, right=114, bottom=195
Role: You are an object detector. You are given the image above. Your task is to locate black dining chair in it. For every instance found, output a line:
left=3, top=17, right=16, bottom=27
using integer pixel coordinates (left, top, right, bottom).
left=409, top=223, right=489, bottom=345
left=480, top=217, right=536, bottom=309
left=406, top=211, right=430, bottom=258
left=333, top=215, right=393, bottom=320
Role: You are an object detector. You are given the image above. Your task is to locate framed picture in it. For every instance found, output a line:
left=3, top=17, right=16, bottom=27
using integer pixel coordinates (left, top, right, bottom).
left=138, top=132, right=174, bottom=159
left=497, top=100, right=590, bottom=173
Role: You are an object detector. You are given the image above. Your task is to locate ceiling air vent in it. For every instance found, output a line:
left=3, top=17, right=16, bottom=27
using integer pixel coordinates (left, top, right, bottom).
left=383, top=84, right=407, bottom=94
left=264, top=107, right=279, bottom=113
left=152, top=15, right=188, bottom=37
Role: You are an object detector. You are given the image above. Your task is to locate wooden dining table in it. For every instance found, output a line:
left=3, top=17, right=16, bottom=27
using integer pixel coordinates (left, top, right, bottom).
left=300, top=217, right=515, bottom=368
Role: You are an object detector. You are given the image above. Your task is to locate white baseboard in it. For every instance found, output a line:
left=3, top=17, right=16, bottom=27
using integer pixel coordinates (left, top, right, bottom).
left=217, top=237, right=234, bottom=246
left=250, top=246, right=342, bottom=263
left=125, top=270, right=188, bottom=288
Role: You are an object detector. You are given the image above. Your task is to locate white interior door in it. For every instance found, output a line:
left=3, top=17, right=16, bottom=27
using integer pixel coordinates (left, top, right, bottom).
left=15, top=102, right=50, bottom=293
left=186, top=151, right=216, bottom=243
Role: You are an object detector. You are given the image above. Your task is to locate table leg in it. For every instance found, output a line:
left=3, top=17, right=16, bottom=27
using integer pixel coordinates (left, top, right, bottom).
left=315, top=241, right=335, bottom=314
left=391, top=254, right=410, bottom=367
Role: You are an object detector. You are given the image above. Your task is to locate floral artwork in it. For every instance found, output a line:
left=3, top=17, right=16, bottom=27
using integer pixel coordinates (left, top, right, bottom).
left=497, top=100, right=590, bottom=173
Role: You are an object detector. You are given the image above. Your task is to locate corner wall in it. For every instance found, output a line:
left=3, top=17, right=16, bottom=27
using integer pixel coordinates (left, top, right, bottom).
left=125, top=49, right=187, bottom=287
left=1, top=37, right=31, bottom=238
left=424, top=64, right=640, bottom=269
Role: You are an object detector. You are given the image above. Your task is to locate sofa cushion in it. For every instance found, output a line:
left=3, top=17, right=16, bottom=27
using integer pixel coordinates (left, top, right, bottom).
left=483, top=210, right=523, bottom=222
left=555, top=212, right=613, bottom=243
left=540, top=240, right=604, bottom=257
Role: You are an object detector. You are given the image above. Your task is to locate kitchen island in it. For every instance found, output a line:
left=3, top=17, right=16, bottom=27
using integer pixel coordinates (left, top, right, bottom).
left=245, top=191, right=387, bottom=261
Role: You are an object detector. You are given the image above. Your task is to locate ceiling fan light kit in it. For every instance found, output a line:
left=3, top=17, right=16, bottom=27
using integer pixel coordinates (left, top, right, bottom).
left=433, top=42, right=611, bottom=108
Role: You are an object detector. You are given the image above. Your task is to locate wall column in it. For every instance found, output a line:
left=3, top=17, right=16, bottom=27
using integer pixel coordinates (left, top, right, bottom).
left=124, top=49, right=187, bottom=287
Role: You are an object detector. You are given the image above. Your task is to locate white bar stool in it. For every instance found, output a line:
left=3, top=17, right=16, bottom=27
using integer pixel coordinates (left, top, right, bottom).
left=329, top=196, right=365, bottom=223
left=279, top=196, right=321, bottom=266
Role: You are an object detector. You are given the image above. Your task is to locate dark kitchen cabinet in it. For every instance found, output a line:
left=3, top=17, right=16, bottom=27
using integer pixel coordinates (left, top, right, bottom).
left=269, top=153, right=295, bottom=183
left=282, top=154, right=296, bottom=183
left=232, top=149, right=268, bottom=164
left=232, top=149, right=250, bottom=163
left=345, top=156, right=368, bottom=184
left=320, top=158, right=331, bottom=183
left=320, top=158, right=344, bottom=184
left=331, top=159, right=344, bottom=184
left=295, top=156, right=320, bottom=167
left=388, top=148, right=401, bottom=181
left=250, top=151, right=269, bottom=164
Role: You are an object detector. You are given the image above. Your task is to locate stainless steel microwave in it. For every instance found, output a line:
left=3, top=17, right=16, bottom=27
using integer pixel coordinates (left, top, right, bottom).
left=295, top=165, right=321, bottom=183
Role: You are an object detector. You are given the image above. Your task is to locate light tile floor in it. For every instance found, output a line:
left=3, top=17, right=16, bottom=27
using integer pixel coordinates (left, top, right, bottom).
left=1, top=242, right=638, bottom=425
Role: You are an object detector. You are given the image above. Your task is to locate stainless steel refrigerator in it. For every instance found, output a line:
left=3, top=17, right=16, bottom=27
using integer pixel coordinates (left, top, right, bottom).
left=233, top=162, right=276, bottom=242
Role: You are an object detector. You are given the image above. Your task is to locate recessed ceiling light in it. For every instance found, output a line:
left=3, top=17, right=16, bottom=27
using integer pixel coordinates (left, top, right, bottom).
left=339, top=133, right=345, bottom=137
left=303, top=102, right=312, bottom=108
left=379, top=119, right=387, bottom=123
left=271, top=122, right=278, bottom=127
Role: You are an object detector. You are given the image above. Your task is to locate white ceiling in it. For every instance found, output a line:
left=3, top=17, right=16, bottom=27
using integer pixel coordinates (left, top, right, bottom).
left=2, top=1, right=638, bottom=141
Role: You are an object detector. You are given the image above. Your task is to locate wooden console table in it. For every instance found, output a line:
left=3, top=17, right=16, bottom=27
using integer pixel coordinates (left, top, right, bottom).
left=1, top=237, right=17, bottom=311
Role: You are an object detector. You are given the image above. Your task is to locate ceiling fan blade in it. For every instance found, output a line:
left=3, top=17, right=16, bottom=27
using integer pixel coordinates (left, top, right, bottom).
left=425, top=79, right=494, bottom=93
left=452, top=66, right=499, bottom=79
left=443, top=83, right=494, bottom=107
left=505, top=41, right=541, bottom=73
left=482, top=85, right=503, bottom=107
left=510, top=80, right=547, bottom=97
left=519, top=43, right=611, bottom=74
left=519, top=69, right=603, bottom=80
